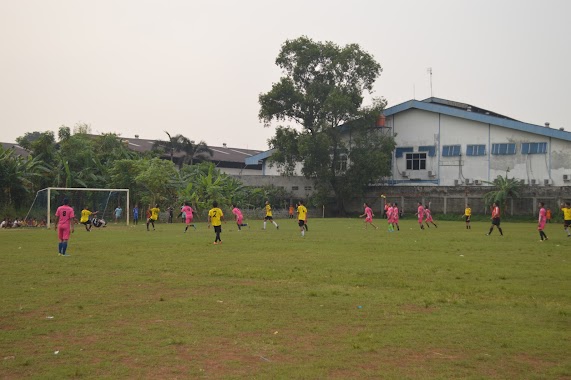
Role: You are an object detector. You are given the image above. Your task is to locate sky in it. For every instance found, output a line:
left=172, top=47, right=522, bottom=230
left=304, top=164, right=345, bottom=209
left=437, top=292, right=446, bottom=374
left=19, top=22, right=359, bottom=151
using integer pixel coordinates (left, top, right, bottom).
left=1, top=0, right=570, bottom=150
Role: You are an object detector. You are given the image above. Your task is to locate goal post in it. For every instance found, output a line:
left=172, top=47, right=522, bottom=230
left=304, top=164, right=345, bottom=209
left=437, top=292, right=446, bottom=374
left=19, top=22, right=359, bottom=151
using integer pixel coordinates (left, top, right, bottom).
left=26, top=187, right=130, bottom=228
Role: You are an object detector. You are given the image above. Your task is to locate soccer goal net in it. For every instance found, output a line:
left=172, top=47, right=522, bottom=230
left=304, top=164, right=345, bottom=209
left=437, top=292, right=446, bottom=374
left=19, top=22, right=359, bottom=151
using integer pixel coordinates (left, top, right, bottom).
left=25, top=187, right=130, bottom=228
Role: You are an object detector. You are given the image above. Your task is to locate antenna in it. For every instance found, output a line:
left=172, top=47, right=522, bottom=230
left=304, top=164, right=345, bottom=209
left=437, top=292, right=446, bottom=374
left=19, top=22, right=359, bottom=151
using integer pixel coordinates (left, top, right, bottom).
left=427, top=67, right=433, bottom=97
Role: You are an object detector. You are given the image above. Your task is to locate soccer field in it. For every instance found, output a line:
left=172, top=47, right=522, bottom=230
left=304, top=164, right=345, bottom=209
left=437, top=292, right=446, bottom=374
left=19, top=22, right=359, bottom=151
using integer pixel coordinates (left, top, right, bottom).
left=1, top=219, right=570, bottom=379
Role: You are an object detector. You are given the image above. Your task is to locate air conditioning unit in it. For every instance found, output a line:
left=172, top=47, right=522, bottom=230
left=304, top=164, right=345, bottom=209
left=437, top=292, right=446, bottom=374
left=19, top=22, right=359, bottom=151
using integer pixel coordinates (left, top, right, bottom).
left=428, top=170, right=436, bottom=177
left=465, top=179, right=473, bottom=185
left=544, top=179, right=553, bottom=186
left=474, top=179, right=482, bottom=185
left=564, top=174, right=570, bottom=182
left=454, top=179, right=460, bottom=186
left=401, top=171, right=408, bottom=178
left=530, top=179, right=537, bottom=185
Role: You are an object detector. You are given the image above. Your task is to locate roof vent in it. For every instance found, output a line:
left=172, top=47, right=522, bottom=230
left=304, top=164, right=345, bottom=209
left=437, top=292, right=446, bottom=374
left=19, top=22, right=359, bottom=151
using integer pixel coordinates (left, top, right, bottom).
left=223, top=143, right=227, bottom=148
left=559, top=127, right=565, bottom=131
left=135, top=134, right=139, bottom=139
left=545, top=122, right=550, bottom=128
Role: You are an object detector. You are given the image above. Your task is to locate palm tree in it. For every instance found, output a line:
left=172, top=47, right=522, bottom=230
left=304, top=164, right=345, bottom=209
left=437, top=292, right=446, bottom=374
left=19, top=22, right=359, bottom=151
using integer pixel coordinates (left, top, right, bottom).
left=483, top=174, right=522, bottom=214
left=153, top=131, right=188, bottom=162
left=179, top=139, right=213, bottom=168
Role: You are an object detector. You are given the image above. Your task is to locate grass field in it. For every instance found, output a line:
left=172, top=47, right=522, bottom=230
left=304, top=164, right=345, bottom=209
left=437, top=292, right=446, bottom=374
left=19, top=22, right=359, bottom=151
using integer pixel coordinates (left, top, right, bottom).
left=1, top=218, right=570, bottom=379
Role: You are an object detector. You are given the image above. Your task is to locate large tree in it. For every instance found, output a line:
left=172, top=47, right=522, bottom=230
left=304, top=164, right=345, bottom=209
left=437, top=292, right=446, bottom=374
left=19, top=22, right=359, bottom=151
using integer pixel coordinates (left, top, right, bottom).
left=259, top=36, right=394, bottom=212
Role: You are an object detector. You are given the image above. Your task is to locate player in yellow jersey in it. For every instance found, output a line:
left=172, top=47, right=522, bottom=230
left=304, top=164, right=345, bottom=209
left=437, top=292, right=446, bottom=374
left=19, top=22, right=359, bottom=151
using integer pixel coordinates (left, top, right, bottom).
left=561, top=202, right=571, bottom=237
left=263, top=200, right=279, bottom=230
left=147, top=204, right=160, bottom=231
left=79, top=206, right=98, bottom=232
left=208, top=201, right=224, bottom=244
left=297, top=200, right=308, bottom=237
left=463, top=204, right=472, bottom=229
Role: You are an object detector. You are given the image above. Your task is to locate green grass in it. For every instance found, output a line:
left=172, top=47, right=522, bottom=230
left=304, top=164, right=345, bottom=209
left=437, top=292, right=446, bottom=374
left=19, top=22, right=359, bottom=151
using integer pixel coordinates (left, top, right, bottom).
left=1, top=219, right=570, bottom=379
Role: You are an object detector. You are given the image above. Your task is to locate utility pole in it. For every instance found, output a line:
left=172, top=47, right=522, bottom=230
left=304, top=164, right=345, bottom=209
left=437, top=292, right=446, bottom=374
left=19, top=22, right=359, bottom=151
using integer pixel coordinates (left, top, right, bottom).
left=427, top=67, right=433, bottom=97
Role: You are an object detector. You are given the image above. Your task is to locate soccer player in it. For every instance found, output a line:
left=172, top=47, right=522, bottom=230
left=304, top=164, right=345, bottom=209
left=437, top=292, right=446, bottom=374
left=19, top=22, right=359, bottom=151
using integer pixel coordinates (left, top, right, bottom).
left=232, top=204, right=248, bottom=231
left=181, top=202, right=196, bottom=233
left=288, top=204, right=295, bottom=219
left=415, top=202, right=425, bottom=230
left=297, top=200, right=308, bottom=237
left=392, top=202, right=400, bottom=231
left=386, top=202, right=395, bottom=232
left=424, top=206, right=438, bottom=228
left=147, top=204, right=160, bottom=231
left=263, top=201, right=279, bottom=230
left=114, top=205, right=122, bottom=223
left=359, top=203, right=378, bottom=230
left=546, top=208, right=552, bottom=223
left=80, top=206, right=98, bottom=232
left=537, top=202, right=548, bottom=241
left=561, top=202, right=571, bottom=237
left=486, top=202, right=503, bottom=236
left=132, top=204, right=139, bottom=225
left=54, top=198, right=75, bottom=256
left=208, top=201, right=224, bottom=244
left=463, top=204, right=472, bottom=229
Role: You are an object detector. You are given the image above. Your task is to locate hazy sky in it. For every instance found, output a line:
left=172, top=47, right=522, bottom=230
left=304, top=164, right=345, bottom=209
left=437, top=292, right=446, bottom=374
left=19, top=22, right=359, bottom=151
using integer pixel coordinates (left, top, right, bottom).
left=1, top=0, right=569, bottom=150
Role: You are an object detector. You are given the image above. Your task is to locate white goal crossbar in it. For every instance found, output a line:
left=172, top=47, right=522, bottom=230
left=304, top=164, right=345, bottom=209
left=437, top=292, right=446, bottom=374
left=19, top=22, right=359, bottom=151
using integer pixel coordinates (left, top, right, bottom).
left=45, top=187, right=130, bottom=228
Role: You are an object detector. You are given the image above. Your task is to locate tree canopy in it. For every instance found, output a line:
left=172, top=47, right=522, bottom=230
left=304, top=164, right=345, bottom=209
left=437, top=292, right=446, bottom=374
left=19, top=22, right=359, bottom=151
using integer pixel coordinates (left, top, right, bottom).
left=259, top=36, right=394, bottom=212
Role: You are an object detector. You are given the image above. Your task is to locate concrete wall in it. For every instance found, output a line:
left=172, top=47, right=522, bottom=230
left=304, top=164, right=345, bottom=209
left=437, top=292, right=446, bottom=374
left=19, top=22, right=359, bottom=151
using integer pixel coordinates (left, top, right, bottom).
left=231, top=175, right=316, bottom=198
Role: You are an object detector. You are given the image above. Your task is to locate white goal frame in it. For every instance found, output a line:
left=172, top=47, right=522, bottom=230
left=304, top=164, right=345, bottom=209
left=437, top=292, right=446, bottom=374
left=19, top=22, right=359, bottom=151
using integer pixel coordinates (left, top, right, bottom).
left=44, top=187, right=130, bottom=228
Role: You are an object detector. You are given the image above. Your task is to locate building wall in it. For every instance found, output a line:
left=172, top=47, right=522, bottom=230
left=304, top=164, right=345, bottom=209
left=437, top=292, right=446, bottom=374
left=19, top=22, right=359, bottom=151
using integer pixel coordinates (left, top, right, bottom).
left=388, top=109, right=571, bottom=186
left=231, top=175, right=316, bottom=198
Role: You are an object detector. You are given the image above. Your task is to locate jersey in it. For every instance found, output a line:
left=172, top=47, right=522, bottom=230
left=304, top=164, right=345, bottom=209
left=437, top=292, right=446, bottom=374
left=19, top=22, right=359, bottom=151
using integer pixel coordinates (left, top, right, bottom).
left=417, top=205, right=425, bottom=218
left=150, top=207, right=160, bottom=221
left=464, top=207, right=472, bottom=217
left=209, top=207, right=223, bottom=226
left=265, top=204, right=273, bottom=217
left=297, top=205, right=307, bottom=221
left=538, top=207, right=546, bottom=224
left=55, top=205, right=75, bottom=227
left=364, top=206, right=373, bottom=219
left=80, top=209, right=92, bottom=223
left=492, top=206, right=500, bottom=219
left=232, top=207, right=243, bottom=219
left=562, top=207, right=571, bottom=220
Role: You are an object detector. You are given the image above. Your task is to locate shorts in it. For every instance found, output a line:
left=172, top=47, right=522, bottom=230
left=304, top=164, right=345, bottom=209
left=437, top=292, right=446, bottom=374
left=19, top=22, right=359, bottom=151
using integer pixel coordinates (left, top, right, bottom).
left=564, top=220, right=571, bottom=228
left=214, top=225, right=222, bottom=233
left=365, top=217, right=372, bottom=223
left=58, top=225, right=71, bottom=240
left=81, top=220, right=91, bottom=225
left=185, top=217, right=193, bottom=224
left=236, top=217, right=243, bottom=225
left=492, top=217, right=501, bottom=226
left=418, top=217, right=423, bottom=224
left=264, top=216, right=273, bottom=221
left=298, top=220, right=305, bottom=227
left=465, top=216, right=471, bottom=222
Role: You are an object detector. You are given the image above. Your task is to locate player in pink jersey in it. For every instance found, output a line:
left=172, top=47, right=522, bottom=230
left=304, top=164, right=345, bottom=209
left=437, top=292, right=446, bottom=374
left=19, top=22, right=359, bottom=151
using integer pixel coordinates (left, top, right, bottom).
left=54, top=198, right=75, bottom=256
left=537, top=201, right=548, bottom=241
left=386, top=203, right=395, bottom=232
left=359, top=203, right=378, bottom=230
left=181, top=202, right=196, bottom=233
left=232, top=204, right=249, bottom=230
left=424, top=205, right=438, bottom=228
left=392, top=202, right=400, bottom=231
left=415, top=202, right=425, bottom=230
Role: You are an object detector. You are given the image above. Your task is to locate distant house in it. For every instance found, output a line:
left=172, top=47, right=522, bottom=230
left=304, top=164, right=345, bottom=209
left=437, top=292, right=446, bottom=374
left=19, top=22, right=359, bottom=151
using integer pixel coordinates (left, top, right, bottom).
left=1, top=142, right=30, bottom=157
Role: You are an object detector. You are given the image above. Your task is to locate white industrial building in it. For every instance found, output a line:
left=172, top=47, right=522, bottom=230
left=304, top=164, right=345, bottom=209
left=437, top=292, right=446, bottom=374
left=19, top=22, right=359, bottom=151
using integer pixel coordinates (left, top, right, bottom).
left=247, top=97, right=571, bottom=188
left=385, top=98, right=571, bottom=186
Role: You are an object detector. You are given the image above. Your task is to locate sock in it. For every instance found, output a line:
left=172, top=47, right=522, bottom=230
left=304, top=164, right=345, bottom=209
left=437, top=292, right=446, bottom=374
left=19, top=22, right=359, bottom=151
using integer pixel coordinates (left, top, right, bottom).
left=396, top=225, right=400, bottom=231
left=237, top=224, right=241, bottom=230
left=498, top=227, right=503, bottom=236
left=301, top=230, right=305, bottom=237
left=304, top=224, right=308, bottom=231
left=273, top=221, right=278, bottom=228
left=62, top=242, right=68, bottom=255
left=58, top=242, right=63, bottom=253
left=185, top=226, right=188, bottom=232
left=263, top=221, right=266, bottom=229
left=539, top=231, right=543, bottom=240
left=488, top=227, right=493, bottom=234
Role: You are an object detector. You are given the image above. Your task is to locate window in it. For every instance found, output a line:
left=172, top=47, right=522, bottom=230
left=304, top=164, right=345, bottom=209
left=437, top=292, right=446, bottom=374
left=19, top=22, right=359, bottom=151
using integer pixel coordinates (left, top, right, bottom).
left=466, top=144, right=486, bottom=156
left=491, top=143, right=516, bottom=155
left=291, top=186, right=299, bottom=191
left=521, top=142, right=547, bottom=154
left=336, top=153, right=348, bottom=172
left=406, top=153, right=427, bottom=170
left=418, top=145, right=436, bottom=157
left=395, top=147, right=414, bottom=158
left=442, top=145, right=461, bottom=156
left=304, top=186, right=312, bottom=191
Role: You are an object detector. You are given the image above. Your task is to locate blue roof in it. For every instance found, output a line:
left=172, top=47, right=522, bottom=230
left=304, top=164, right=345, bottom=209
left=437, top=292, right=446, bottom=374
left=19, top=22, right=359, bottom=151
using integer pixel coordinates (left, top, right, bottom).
left=384, top=98, right=571, bottom=142
left=245, top=148, right=276, bottom=165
